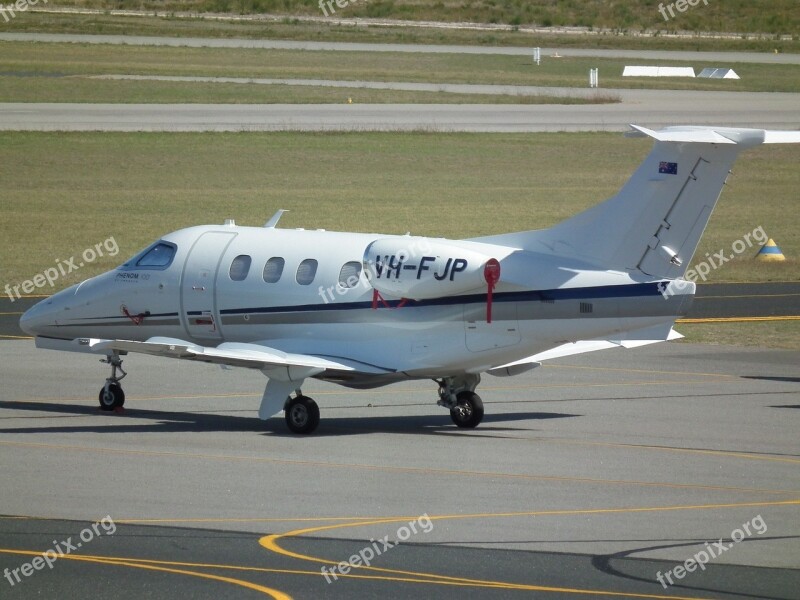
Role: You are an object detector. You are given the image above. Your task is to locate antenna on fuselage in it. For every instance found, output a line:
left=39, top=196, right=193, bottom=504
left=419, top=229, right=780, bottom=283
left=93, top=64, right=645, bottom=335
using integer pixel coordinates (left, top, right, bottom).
left=264, top=209, right=289, bottom=228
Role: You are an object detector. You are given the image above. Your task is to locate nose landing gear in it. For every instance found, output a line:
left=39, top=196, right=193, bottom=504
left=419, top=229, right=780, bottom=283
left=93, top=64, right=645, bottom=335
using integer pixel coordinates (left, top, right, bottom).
left=99, top=353, right=126, bottom=411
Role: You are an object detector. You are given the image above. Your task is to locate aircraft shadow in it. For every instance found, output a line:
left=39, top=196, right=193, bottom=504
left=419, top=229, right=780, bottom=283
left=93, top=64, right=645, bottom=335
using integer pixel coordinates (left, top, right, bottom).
left=0, top=400, right=579, bottom=437
left=590, top=535, right=800, bottom=600
left=741, top=375, right=800, bottom=384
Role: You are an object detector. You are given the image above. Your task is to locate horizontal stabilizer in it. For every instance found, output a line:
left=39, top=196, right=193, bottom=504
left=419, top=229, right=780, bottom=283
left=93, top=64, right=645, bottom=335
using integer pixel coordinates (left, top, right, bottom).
left=764, top=130, right=800, bottom=144
left=626, top=125, right=737, bottom=144
left=627, top=124, right=800, bottom=146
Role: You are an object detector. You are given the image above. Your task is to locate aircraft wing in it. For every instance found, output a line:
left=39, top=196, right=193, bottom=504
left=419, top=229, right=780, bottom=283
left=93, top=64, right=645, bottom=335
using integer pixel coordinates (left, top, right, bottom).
left=488, top=325, right=683, bottom=375
left=34, top=336, right=393, bottom=377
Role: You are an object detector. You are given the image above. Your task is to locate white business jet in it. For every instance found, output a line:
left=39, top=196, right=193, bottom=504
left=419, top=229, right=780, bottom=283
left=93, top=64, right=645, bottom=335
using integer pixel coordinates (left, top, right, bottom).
left=20, top=125, right=800, bottom=434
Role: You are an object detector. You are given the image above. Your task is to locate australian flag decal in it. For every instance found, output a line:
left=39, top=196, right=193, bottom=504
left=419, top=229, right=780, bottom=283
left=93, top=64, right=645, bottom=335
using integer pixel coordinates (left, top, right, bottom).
left=659, top=161, right=678, bottom=175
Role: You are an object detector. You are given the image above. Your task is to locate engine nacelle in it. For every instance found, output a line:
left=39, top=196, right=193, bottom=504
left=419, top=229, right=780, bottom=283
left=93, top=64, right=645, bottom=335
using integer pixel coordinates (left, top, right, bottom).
left=363, top=237, right=498, bottom=300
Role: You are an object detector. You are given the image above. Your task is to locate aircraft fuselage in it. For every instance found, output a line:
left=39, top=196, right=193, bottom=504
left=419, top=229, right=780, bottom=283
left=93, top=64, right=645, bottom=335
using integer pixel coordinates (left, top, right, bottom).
left=22, top=223, right=692, bottom=384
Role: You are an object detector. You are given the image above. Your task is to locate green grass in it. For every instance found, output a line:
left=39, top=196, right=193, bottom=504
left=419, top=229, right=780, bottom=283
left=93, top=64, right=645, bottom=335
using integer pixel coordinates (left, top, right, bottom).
left=677, top=321, right=800, bottom=350
left=1, top=41, right=798, bottom=96
left=7, top=12, right=800, bottom=54
left=0, top=76, right=616, bottom=104
left=23, top=0, right=800, bottom=35
left=0, top=132, right=797, bottom=289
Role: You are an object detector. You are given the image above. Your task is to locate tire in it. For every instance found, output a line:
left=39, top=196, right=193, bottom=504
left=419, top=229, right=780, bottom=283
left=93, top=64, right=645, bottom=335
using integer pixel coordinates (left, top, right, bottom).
left=99, top=383, right=125, bottom=411
left=284, top=395, right=320, bottom=434
left=450, top=391, right=484, bottom=428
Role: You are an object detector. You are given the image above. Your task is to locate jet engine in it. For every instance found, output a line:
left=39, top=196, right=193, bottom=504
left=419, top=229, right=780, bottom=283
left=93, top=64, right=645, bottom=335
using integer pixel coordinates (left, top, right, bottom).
left=363, top=237, right=501, bottom=302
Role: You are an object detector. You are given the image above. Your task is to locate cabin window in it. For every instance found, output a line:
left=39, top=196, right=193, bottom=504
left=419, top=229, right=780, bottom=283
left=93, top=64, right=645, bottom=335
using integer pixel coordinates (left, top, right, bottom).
left=338, top=261, right=362, bottom=289
left=133, top=242, right=176, bottom=269
left=296, top=259, right=318, bottom=285
left=229, top=255, right=252, bottom=281
left=263, top=257, right=285, bottom=283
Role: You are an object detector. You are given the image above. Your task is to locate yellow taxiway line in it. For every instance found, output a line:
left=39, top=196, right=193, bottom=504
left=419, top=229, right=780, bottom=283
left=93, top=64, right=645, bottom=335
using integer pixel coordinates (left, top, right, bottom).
left=259, top=499, right=800, bottom=598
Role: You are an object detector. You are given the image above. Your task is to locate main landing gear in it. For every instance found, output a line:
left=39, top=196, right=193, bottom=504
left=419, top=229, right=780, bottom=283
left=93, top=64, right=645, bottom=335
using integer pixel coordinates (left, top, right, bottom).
left=280, top=375, right=485, bottom=435
left=98, top=353, right=126, bottom=411
left=436, top=374, right=484, bottom=429
left=284, top=394, right=320, bottom=435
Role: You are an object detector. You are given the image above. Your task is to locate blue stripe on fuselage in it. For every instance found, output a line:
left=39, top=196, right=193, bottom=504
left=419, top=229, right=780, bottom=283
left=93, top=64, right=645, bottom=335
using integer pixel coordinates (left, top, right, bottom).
left=220, top=282, right=667, bottom=316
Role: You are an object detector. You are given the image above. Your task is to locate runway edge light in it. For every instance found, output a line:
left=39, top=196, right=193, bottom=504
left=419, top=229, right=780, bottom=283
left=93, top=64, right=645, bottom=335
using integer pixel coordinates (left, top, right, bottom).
left=756, top=238, right=786, bottom=261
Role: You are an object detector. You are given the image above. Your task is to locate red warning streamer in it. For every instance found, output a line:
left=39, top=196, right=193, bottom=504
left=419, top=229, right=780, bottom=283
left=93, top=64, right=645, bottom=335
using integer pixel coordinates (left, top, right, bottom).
left=483, top=258, right=501, bottom=323
left=121, top=305, right=147, bottom=325
left=371, top=290, right=408, bottom=310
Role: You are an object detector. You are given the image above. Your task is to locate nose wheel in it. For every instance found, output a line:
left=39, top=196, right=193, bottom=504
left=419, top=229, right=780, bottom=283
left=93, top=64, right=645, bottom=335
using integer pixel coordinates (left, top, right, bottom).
left=99, top=353, right=127, bottom=411
left=99, top=382, right=125, bottom=410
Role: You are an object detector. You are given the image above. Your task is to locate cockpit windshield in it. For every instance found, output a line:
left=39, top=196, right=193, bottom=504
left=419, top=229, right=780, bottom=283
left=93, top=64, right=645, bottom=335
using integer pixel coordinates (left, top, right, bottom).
left=121, top=241, right=177, bottom=270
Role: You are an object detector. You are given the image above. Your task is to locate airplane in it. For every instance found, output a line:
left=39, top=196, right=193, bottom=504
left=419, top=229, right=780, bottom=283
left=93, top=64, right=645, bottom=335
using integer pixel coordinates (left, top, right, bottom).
left=20, top=125, right=800, bottom=434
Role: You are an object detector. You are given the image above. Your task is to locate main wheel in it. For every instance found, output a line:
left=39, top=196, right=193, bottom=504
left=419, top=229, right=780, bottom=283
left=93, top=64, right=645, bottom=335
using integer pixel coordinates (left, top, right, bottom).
left=284, top=395, right=320, bottom=434
left=99, top=383, right=125, bottom=411
left=450, top=391, right=484, bottom=428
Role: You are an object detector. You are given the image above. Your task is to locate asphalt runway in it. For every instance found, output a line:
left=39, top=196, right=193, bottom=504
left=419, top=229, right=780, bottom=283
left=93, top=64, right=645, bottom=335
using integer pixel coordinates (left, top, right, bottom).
left=2, top=283, right=797, bottom=340
left=2, top=95, right=799, bottom=132
left=1, top=339, right=798, bottom=599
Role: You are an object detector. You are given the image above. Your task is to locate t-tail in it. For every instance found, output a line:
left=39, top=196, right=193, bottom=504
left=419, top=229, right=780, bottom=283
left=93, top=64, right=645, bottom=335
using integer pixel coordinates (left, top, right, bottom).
left=480, top=125, right=800, bottom=279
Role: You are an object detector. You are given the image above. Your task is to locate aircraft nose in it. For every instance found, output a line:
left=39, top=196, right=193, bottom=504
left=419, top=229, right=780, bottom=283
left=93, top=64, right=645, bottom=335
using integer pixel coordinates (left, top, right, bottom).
left=20, top=297, right=57, bottom=336
left=19, top=284, right=77, bottom=336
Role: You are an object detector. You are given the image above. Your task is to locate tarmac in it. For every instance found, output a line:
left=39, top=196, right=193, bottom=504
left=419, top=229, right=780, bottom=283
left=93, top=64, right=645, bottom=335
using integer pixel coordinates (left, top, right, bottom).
left=1, top=338, right=798, bottom=599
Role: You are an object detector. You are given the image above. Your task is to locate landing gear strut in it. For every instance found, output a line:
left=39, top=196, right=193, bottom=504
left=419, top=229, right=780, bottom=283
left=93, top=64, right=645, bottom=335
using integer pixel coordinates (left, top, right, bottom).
left=436, top=375, right=484, bottom=428
left=98, top=353, right=126, bottom=411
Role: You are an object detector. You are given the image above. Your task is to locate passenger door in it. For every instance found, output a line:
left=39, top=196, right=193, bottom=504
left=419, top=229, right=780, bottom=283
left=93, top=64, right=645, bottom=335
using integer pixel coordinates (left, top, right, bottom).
left=181, top=231, right=236, bottom=341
